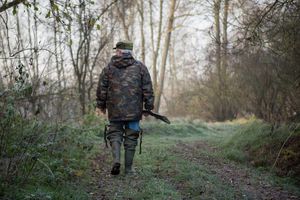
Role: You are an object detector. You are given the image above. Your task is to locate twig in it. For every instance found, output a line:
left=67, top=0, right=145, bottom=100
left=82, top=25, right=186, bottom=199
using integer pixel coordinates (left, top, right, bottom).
left=250, top=0, right=279, bottom=36
left=271, top=124, right=299, bottom=170
left=21, top=159, right=37, bottom=185
left=9, top=48, right=56, bottom=57
left=37, top=158, right=55, bottom=178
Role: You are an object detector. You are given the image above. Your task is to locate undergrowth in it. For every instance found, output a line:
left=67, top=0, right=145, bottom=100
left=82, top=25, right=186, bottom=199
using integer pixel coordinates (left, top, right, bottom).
left=0, top=110, right=105, bottom=200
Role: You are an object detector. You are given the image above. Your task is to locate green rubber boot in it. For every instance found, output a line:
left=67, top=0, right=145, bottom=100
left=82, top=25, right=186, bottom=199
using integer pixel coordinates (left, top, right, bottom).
left=125, top=149, right=136, bottom=175
left=111, top=142, right=121, bottom=175
left=124, top=129, right=139, bottom=175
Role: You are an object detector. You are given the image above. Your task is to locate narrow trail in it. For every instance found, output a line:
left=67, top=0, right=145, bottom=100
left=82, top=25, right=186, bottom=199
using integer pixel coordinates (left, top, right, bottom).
left=89, top=146, right=113, bottom=200
left=89, top=139, right=300, bottom=200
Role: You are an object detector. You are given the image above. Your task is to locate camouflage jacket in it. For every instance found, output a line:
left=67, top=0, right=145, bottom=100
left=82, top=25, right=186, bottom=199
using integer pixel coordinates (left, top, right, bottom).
left=96, top=54, right=154, bottom=121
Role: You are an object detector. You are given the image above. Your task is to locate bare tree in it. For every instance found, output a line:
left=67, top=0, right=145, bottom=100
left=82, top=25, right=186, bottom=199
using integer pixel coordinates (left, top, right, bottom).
left=154, top=0, right=176, bottom=112
left=149, top=0, right=163, bottom=93
left=137, top=0, right=145, bottom=63
left=115, top=0, right=136, bottom=40
left=65, top=0, right=117, bottom=115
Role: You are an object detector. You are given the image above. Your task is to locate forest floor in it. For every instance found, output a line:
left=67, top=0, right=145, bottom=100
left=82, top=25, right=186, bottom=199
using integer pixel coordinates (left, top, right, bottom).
left=87, top=121, right=300, bottom=200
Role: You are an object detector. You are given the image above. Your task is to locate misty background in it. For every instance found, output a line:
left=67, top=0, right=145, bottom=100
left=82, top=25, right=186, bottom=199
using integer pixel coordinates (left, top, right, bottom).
left=0, top=0, right=299, bottom=122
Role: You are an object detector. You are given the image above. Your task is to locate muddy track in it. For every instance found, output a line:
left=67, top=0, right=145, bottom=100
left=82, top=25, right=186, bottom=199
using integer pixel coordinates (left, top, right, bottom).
left=88, top=146, right=112, bottom=200
left=89, top=146, right=142, bottom=200
left=173, top=141, right=300, bottom=200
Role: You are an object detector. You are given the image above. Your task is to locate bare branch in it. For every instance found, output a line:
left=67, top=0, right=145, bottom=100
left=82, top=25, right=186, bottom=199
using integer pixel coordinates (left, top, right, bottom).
left=0, top=0, right=26, bottom=13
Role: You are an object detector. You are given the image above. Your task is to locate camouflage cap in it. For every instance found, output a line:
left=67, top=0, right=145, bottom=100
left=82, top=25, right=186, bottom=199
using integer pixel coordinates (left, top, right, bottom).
left=113, top=41, right=133, bottom=50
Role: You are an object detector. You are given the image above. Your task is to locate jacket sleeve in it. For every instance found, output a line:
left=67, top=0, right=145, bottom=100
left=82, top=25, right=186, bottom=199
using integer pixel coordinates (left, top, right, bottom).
left=96, top=66, right=109, bottom=110
left=141, top=64, right=154, bottom=110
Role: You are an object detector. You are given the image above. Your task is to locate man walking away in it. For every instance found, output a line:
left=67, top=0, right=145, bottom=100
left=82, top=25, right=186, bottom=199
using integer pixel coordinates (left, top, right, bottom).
left=96, top=41, right=154, bottom=175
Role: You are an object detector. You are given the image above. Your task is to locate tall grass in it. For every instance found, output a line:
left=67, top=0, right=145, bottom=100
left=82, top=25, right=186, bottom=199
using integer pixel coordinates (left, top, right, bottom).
left=219, top=120, right=300, bottom=181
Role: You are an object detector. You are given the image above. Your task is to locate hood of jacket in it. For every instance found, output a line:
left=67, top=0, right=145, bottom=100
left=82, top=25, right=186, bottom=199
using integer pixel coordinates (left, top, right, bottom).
left=111, top=54, right=135, bottom=68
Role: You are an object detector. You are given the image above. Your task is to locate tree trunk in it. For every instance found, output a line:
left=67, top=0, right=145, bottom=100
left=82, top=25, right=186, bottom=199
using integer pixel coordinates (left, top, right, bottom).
left=154, top=0, right=176, bottom=112
left=116, top=0, right=136, bottom=41
left=222, top=0, right=232, bottom=119
left=53, top=12, right=63, bottom=119
left=221, top=0, right=229, bottom=90
left=138, top=0, right=145, bottom=63
left=222, top=0, right=229, bottom=74
left=0, top=23, right=12, bottom=85
left=149, top=0, right=163, bottom=93
left=213, top=0, right=224, bottom=121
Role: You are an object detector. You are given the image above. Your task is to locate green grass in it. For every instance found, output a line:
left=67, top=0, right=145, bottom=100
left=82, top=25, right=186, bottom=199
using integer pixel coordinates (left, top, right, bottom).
left=214, top=120, right=300, bottom=173
left=123, top=120, right=299, bottom=199
left=2, top=115, right=299, bottom=199
left=96, top=121, right=246, bottom=199
left=100, top=140, right=240, bottom=200
left=204, top=119, right=300, bottom=194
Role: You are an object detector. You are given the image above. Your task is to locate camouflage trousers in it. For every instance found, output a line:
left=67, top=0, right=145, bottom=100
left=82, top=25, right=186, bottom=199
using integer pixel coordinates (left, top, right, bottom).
left=106, top=121, right=140, bottom=151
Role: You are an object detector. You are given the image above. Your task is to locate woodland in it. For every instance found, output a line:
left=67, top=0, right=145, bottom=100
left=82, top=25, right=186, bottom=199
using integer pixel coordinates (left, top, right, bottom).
left=0, top=0, right=299, bottom=199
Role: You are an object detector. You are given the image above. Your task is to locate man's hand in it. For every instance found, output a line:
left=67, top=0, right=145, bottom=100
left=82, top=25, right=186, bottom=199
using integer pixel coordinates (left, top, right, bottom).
left=142, top=109, right=152, bottom=117
left=143, top=111, right=149, bottom=117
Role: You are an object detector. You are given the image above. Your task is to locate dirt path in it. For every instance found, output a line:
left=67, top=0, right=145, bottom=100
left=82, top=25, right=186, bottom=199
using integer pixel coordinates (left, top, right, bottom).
left=88, top=146, right=143, bottom=200
left=173, top=141, right=299, bottom=200
left=89, top=140, right=299, bottom=200
left=88, top=146, right=116, bottom=200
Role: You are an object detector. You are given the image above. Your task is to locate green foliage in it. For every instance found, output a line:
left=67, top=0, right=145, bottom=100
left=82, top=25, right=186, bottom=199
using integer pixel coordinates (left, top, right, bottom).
left=82, top=112, right=106, bottom=128
left=0, top=113, right=101, bottom=199
left=0, top=85, right=102, bottom=199
left=45, top=10, right=51, bottom=18
left=12, top=5, right=17, bottom=15
left=96, top=24, right=101, bottom=30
